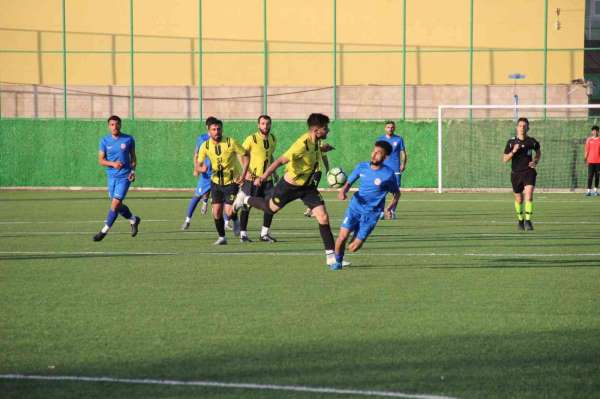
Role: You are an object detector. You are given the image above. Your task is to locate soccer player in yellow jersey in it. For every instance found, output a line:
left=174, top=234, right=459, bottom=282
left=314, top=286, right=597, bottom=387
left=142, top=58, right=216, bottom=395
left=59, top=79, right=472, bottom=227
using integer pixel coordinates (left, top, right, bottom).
left=239, top=115, right=278, bottom=243
left=234, top=113, right=337, bottom=267
left=197, top=118, right=250, bottom=245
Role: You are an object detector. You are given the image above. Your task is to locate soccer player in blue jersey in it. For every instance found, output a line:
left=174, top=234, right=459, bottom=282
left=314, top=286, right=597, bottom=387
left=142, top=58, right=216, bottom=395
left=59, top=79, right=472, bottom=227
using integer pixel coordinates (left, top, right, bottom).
left=330, top=141, right=400, bottom=270
left=181, top=116, right=217, bottom=230
left=376, top=121, right=407, bottom=219
left=93, top=115, right=141, bottom=241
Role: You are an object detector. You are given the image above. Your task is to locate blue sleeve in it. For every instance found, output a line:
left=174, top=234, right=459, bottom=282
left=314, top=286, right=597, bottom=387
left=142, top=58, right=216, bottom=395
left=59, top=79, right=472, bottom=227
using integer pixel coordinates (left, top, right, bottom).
left=398, top=137, right=405, bottom=151
left=130, top=136, right=135, bottom=152
left=99, top=137, right=106, bottom=153
left=347, top=164, right=362, bottom=186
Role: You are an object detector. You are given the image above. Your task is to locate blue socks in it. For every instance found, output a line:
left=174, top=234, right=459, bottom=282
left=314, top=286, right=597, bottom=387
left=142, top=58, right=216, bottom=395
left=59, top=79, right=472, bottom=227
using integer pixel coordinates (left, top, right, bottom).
left=118, top=204, right=133, bottom=220
left=105, top=209, right=118, bottom=228
left=186, top=196, right=202, bottom=218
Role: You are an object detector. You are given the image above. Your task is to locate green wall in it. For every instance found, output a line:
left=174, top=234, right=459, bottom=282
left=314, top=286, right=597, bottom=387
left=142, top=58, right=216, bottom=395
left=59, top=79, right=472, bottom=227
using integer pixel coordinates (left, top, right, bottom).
left=0, top=120, right=436, bottom=189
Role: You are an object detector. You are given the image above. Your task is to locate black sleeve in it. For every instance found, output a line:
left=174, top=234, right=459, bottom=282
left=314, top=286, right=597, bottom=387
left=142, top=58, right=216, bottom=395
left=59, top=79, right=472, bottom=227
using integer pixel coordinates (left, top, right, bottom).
left=533, top=138, right=540, bottom=151
left=504, top=139, right=514, bottom=154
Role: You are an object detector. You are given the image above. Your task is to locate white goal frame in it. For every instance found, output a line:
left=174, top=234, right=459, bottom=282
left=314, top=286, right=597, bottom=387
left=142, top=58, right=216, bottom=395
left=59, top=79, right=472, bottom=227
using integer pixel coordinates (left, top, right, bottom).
left=436, top=104, right=600, bottom=193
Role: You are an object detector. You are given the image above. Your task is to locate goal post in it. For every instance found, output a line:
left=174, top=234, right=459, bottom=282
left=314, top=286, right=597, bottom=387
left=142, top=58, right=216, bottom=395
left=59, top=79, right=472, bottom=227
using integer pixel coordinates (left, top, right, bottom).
left=437, top=104, right=600, bottom=193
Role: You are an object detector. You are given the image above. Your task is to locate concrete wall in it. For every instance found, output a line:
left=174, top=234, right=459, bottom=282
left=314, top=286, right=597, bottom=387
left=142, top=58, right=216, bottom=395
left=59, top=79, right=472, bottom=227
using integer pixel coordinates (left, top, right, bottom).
left=0, top=0, right=586, bottom=86
left=0, top=84, right=589, bottom=120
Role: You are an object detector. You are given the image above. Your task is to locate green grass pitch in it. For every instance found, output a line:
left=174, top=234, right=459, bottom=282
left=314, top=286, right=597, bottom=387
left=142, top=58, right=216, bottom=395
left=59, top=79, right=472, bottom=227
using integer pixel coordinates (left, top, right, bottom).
left=1, top=190, right=599, bottom=399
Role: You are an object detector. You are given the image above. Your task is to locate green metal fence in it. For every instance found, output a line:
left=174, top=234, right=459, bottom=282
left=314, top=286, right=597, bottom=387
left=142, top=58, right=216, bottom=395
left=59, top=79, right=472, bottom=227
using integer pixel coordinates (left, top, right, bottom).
left=0, top=0, right=594, bottom=121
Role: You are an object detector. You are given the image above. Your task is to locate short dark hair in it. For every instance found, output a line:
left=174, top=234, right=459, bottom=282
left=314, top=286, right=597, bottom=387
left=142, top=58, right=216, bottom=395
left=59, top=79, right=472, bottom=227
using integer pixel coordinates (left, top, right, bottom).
left=307, top=113, right=330, bottom=128
left=592, top=125, right=599, bottom=132
left=107, top=115, right=121, bottom=124
left=207, top=118, right=223, bottom=128
left=258, top=115, right=271, bottom=123
left=375, top=140, right=393, bottom=156
left=517, top=117, right=529, bottom=127
left=384, top=120, right=395, bottom=126
left=205, top=116, right=219, bottom=127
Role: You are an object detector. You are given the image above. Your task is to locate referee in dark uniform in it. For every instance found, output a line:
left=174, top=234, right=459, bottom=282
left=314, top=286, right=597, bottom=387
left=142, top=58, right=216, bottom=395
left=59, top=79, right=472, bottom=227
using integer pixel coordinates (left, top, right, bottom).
left=503, top=117, right=542, bottom=231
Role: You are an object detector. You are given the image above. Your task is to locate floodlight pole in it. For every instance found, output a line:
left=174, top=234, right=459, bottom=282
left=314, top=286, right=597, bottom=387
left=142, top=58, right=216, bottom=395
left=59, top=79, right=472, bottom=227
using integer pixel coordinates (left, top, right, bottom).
left=402, top=0, right=406, bottom=120
left=332, top=0, right=337, bottom=120
left=263, top=0, right=268, bottom=114
left=198, top=0, right=203, bottom=121
left=543, top=0, right=549, bottom=120
left=129, top=0, right=135, bottom=120
left=62, top=0, right=67, bottom=119
left=468, top=0, right=474, bottom=120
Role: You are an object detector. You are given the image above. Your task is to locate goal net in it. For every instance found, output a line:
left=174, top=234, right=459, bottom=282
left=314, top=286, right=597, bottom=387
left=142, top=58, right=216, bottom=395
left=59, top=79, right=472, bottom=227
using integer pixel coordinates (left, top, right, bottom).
left=436, top=104, right=600, bottom=193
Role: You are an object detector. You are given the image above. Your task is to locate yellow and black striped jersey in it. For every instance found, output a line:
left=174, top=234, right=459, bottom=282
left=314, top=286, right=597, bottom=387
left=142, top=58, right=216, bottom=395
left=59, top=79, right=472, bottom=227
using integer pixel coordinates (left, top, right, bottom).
left=282, top=132, right=322, bottom=186
left=242, top=131, right=277, bottom=179
left=197, top=136, right=246, bottom=185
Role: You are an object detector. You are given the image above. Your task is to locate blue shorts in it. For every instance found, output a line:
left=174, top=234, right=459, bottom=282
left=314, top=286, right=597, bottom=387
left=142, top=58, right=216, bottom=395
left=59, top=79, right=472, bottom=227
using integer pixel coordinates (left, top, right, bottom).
left=395, top=173, right=402, bottom=187
left=194, top=174, right=212, bottom=197
left=340, top=206, right=381, bottom=241
left=107, top=176, right=131, bottom=201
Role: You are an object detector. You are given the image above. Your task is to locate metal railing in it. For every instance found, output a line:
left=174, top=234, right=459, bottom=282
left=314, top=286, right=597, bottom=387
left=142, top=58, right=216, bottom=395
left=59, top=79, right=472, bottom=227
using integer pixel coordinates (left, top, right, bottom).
left=0, top=0, right=595, bottom=121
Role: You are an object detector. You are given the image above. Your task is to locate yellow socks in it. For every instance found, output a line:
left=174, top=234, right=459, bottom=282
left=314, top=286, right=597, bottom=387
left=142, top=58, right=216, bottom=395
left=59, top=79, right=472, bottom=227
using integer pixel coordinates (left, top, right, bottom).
left=525, top=201, right=533, bottom=221
left=514, top=201, right=524, bottom=221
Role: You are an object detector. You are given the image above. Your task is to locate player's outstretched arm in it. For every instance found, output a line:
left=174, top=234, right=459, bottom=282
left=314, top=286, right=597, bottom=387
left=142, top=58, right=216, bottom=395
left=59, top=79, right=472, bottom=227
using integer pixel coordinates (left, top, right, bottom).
left=236, top=151, right=250, bottom=184
left=255, top=156, right=288, bottom=186
left=338, top=182, right=351, bottom=200
left=386, top=191, right=400, bottom=216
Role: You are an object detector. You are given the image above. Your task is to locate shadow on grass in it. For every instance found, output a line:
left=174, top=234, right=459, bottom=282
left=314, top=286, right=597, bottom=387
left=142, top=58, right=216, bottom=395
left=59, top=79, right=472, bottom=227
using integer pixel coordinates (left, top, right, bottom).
left=1, top=329, right=598, bottom=399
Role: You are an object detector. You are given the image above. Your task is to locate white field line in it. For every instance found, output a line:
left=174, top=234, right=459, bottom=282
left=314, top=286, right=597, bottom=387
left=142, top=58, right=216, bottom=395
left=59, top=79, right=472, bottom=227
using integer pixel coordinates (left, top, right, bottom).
left=0, top=219, right=170, bottom=225
left=1, top=219, right=599, bottom=225
left=0, top=374, right=457, bottom=399
left=0, top=251, right=177, bottom=256
left=1, top=251, right=598, bottom=258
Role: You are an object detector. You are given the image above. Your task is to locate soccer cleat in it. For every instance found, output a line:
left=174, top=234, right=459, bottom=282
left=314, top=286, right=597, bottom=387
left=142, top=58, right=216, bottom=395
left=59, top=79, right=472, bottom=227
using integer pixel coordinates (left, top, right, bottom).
left=232, top=190, right=249, bottom=211
left=131, top=216, right=141, bottom=237
left=329, top=261, right=343, bottom=270
left=260, top=234, right=277, bottom=243
left=200, top=201, right=208, bottom=215
left=594, top=191, right=600, bottom=196
left=379, top=211, right=385, bottom=220
left=303, top=208, right=312, bottom=218
left=517, top=220, right=525, bottom=231
left=524, top=220, right=534, bottom=231
left=233, top=218, right=241, bottom=237
left=93, top=231, right=107, bottom=242
left=342, top=260, right=351, bottom=267
left=585, top=192, right=592, bottom=197
left=214, top=237, right=227, bottom=245
left=181, top=220, right=190, bottom=230
left=240, top=235, right=252, bottom=243
left=224, top=219, right=234, bottom=231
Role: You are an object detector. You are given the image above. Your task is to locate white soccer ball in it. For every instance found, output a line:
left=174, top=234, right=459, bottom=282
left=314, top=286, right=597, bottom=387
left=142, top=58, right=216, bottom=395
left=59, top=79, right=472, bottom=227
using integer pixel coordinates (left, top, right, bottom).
left=327, top=167, right=347, bottom=188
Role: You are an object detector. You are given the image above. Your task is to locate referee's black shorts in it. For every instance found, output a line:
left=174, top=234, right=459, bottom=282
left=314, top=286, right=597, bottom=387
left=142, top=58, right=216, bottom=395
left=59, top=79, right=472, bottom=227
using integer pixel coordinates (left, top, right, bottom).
left=511, top=169, right=537, bottom=193
left=211, top=182, right=239, bottom=205
left=241, top=179, right=274, bottom=198
left=271, top=179, right=324, bottom=210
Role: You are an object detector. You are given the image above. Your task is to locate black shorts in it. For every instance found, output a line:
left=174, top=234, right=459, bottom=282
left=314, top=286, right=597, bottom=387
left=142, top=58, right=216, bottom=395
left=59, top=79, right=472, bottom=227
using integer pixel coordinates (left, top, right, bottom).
left=241, top=179, right=274, bottom=198
left=588, top=163, right=600, bottom=176
left=271, top=179, right=325, bottom=210
left=511, top=169, right=537, bottom=193
left=211, top=182, right=239, bottom=205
